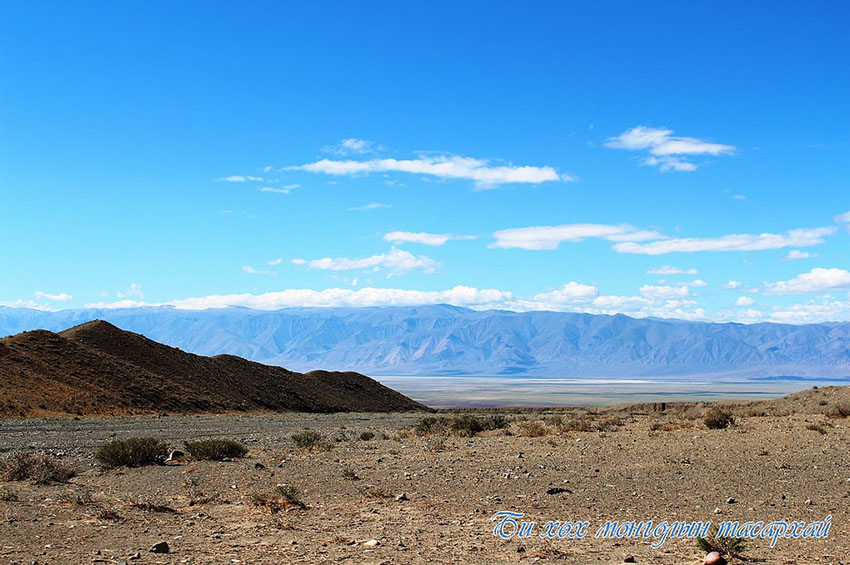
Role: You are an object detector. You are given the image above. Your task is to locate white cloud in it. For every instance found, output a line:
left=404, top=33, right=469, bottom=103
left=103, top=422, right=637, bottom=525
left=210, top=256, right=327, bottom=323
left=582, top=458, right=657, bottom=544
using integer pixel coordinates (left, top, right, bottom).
left=613, top=227, right=836, bottom=255
left=605, top=126, right=735, bottom=171
left=491, top=223, right=662, bottom=250
left=300, top=247, right=440, bottom=276
left=290, top=154, right=570, bottom=188
left=383, top=231, right=477, bottom=246
left=763, top=267, right=850, bottom=295
left=117, top=283, right=144, bottom=299
left=533, top=282, right=599, bottom=304
left=646, top=266, right=698, bottom=275
left=267, top=258, right=283, bottom=266
left=34, top=291, right=72, bottom=302
left=290, top=258, right=306, bottom=265
left=242, top=265, right=273, bottom=276
left=735, top=296, right=755, bottom=306
left=639, top=284, right=691, bottom=300
left=0, top=299, right=56, bottom=311
left=723, top=280, right=742, bottom=289
left=835, top=210, right=850, bottom=227
left=259, top=184, right=299, bottom=194
left=784, top=250, right=814, bottom=260
left=322, top=138, right=380, bottom=155
left=133, top=286, right=513, bottom=311
left=220, top=175, right=263, bottom=182
left=348, top=202, right=391, bottom=212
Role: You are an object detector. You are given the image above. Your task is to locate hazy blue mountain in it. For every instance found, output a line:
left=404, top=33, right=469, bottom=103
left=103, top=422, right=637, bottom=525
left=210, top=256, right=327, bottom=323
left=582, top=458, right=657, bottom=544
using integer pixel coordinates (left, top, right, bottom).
left=2, top=305, right=849, bottom=379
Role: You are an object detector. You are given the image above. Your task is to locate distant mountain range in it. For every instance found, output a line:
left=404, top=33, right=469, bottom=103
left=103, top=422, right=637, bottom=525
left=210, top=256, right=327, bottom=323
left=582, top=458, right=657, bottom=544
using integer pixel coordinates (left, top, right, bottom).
left=0, top=319, right=424, bottom=417
left=1, top=305, right=849, bottom=379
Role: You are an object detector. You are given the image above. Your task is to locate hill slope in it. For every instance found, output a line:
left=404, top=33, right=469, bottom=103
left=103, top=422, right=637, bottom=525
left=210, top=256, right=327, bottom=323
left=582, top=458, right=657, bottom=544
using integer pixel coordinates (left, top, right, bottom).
left=0, top=320, right=425, bottom=417
left=1, top=305, right=849, bottom=378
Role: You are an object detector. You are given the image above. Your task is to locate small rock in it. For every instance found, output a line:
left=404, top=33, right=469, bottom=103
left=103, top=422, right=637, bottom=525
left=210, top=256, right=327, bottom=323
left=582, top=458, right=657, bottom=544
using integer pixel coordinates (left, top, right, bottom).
left=254, top=462, right=265, bottom=470
left=165, top=450, right=185, bottom=462
left=805, top=499, right=812, bottom=505
left=395, top=493, right=409, bottom=502
left=546, top=487, right=572, bottom=495
left=624, top=555, right=637, bottom=563
left=713, top=507, right=722, bottom=514
left=149, top=542, right=169, bottom=554
left=128, top=553, right=140, bottom=561
left=726, top=497, right=736, bottom=504
left=703, top=551, right=726, bottom=565
left=363, top=539, right=380, bottom=547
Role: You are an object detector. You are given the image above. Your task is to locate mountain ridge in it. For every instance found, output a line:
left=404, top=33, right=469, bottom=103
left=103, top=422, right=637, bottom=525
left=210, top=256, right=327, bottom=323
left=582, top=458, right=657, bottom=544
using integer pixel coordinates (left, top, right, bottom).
left=0, top=319, right=426, bottom=417
left=1, top=305, right=849, bottom=379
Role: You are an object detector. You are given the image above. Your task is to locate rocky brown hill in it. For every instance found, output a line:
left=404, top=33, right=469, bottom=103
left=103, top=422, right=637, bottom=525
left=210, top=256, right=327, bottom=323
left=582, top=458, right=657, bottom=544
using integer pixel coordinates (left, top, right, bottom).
left=0, top=320, right=426, bottom=417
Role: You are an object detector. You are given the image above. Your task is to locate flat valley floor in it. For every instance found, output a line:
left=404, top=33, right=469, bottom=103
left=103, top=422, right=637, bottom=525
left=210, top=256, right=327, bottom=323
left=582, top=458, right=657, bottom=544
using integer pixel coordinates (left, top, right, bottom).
left=0, top=401, right=848, bottom=564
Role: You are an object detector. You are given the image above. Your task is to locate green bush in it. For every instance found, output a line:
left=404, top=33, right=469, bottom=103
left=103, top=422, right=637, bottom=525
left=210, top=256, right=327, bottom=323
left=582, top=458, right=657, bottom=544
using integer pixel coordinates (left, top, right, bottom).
left=0, top=453, right=75, bottom=484
left=95, top=437, right=169, bottom=468
left=184, top=439, right=248, bottom=461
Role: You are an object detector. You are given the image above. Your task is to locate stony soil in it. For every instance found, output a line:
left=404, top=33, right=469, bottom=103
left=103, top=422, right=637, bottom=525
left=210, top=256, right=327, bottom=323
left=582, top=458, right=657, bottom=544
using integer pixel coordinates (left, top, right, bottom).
left=0, top=397, right=848, bottom=564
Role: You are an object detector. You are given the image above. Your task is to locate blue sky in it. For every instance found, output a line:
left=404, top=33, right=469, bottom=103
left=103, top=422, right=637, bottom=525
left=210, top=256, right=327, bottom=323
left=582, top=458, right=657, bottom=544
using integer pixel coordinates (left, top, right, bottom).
left=1, top=1, right=849, bottom=323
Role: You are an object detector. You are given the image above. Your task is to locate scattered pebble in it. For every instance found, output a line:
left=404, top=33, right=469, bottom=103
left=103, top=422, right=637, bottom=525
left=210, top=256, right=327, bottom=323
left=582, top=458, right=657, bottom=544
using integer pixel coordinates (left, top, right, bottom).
left=703, top=551, right=726, bottom=565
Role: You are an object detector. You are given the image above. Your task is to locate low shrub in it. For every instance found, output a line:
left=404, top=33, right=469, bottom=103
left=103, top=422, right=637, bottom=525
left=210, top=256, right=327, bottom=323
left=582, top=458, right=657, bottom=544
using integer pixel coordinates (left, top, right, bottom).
left=806, top=423, right=828, bottom=434
left=95, top=437, right=169, bottom=468
left=696, top=525, right=747, bottom=558
left=557, top=418, right=595, bottom=433
left=184, top=439, right=248, bottom=461
left=517, top=420, right=549, bottom=437
left=826, top=401, right=850, bottom=419
left=291, top=430, right=330, bottom=451
left=359, top=431, right=376, bottom=441
left=251, top=484, right=305, bottom=513
left=412, top=414, right=512, bottom=437
left=703, top=408, right=735, bottom=430
left=0, top=453, right=75, bottom=484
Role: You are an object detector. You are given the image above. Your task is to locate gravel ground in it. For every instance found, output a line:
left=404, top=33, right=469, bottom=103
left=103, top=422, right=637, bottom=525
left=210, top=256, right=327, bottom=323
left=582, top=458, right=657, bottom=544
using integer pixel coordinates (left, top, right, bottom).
left=0, top=409, right=847, bottom=564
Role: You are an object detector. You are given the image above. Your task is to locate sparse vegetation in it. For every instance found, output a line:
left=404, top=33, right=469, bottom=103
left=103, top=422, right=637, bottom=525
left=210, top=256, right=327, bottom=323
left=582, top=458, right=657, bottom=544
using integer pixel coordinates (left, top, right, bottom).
left=96, top=508, right=123, bottom=521
left=826, top=401, right=850, bottom=419
left=411, top=414, right=511, bottom=437
left=131, top=500, right=177, bottom=513
left=0, top=488, right=19, bottom=501
left=341, top=467, right=359, bottom=480
left=359, top=431, right=376, bottom=441
left=291, top=430, right=331, bottom=451
left=0, top=453, right=75, bottom=484
left=697, top=524, right=748, bottom=558
left=184, top=439, right=248, bottom=461
left=517, top=419, right=549, bottom=437
left=251, top=484, right=305, bottom=513
left=95, top=437, right=169, bottom=468
left=57, top=490, right=93, bottom=506
left=704, top=408, right=735, bottom=430
left=806, top=423, right=828, bottom=434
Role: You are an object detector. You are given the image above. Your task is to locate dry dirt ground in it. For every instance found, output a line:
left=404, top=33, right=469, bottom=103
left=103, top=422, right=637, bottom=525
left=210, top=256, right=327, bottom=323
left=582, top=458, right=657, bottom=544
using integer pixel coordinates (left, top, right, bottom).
left=0, top=397, right=848, bottom=564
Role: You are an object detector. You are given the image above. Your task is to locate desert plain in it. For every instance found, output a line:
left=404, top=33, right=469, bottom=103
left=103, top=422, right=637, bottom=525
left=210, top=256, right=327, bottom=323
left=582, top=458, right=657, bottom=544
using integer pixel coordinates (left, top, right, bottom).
left=1, top=386, right=848, bottom=564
